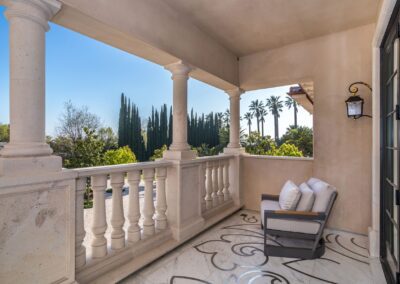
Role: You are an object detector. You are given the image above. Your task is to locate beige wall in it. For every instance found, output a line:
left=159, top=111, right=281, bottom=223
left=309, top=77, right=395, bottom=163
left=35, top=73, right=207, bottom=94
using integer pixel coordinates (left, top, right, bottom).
left=241, top=155, right=313, bottom=211
left=239, top=24, right=374, bottom=234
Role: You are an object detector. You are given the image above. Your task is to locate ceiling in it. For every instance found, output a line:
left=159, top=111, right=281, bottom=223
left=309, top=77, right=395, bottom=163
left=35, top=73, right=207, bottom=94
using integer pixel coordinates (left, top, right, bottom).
left=164, top=0, right=381, bottom=56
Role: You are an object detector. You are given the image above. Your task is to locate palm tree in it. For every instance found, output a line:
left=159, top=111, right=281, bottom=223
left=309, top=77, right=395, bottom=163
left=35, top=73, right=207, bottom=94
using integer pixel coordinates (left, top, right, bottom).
left=259, top=108, right=268, bottom=137
left=266, top=96, right=284, bottom=141
left=244, top=112, right=253, bottom=136
left=285, top=96, right=298, bottom=128
left=249, top=100, right=264, bottom=133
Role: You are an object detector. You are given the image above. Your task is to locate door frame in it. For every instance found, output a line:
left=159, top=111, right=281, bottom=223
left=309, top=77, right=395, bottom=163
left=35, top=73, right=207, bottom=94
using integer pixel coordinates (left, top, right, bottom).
left=380, top=2, right=400, bottom=282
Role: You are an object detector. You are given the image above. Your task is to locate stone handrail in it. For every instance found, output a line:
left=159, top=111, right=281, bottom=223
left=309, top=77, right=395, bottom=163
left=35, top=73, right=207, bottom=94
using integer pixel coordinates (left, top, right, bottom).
left=72, top=160, right=172, bottom=177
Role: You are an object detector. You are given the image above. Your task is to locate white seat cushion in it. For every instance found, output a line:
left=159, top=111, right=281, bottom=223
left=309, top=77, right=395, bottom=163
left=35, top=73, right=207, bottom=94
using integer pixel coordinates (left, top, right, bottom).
left=296, top=183, right=315, bottom=211
left=267, top=219, right=321, bottom=234
left=278, top=180, right=301, bottom=210
left=307, top=178, right=336, bottom=212
left=261, top=200, right=281, bottom=211
left=260, top=200, right=280, bottom=226
left=260, top=200, right=282, bottom=224
left=260, top=198, right=320, bottom=234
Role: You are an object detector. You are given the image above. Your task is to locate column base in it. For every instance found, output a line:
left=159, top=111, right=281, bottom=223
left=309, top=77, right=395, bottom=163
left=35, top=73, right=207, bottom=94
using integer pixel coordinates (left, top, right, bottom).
left=163, top=150, right=197, bottom=160
left=223, top=147, right=246, bottom=155
left=0, top=142, right=53, bottom=157
left=0, top=155, right=62, bottom=177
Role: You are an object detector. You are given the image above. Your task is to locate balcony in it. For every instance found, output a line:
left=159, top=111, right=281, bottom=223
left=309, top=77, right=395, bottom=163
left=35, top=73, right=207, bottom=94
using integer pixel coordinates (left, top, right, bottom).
left=122, top=210, right=374, bottom=284
left=0, top=0, right=394, bottom=283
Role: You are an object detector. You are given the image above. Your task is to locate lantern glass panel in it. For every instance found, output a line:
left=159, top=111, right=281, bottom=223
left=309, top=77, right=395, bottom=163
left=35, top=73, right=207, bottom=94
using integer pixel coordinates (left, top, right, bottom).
left=347, top=100, right=363, bottom=116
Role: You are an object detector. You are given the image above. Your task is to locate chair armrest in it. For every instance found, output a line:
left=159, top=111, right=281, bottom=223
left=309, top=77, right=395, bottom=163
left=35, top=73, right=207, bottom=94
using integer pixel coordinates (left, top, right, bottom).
left=261, top=194, right=279, bottom=201
left=264, top=210, right=326, bottom=221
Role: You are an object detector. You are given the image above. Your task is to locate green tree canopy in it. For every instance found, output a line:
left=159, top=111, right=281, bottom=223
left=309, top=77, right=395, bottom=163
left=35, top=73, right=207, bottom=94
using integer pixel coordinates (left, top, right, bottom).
left=243, top=132, right=276, bottom=155
left=0, top=123, right=10, bottom=142
left=98, top=127, right=118, bottom=151
left=64, top=127, right=105, bottom=168
left=279, top=126, right=313, bottom=157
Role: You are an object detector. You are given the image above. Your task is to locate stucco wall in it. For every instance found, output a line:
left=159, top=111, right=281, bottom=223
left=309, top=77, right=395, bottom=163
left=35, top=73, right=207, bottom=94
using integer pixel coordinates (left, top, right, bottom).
left=239, top=24, right=374, bottom=234
left=241, top=155, right=313, bottom=212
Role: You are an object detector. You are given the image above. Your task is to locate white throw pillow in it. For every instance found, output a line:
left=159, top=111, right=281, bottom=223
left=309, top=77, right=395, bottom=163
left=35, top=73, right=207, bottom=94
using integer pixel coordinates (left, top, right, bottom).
left=309, top=180, right=336, bottom=212
left=296, top=182, right=315, bottom=211
left=278, top=180, right=301, bottom=210
left=306, top=177, right=321, bottom=188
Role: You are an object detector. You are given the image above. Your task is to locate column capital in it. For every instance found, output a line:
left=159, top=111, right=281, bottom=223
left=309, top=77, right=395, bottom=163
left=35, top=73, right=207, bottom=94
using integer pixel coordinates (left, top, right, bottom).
left=4, top=0, right=62, bottom=31
left=226, top=87, right=244, bottom=99
left=165, top=61, right=193, bottom=79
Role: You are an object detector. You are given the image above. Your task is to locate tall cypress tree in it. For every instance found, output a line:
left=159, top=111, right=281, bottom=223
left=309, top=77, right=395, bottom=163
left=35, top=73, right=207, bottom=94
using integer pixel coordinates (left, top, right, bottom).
left=118, top=93, right=125, bottom=147
left=160, top=104, right=168, bottom=146
left=137, top=106, right=146, bottom=161
left=168, top=106, right=173, bottom=147
left=126, top=100, right=131, bottom=149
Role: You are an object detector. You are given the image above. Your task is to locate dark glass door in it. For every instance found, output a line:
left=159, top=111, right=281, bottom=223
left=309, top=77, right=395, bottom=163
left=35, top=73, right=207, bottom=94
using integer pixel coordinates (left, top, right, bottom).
left=381, top=13, right=400, bottom=283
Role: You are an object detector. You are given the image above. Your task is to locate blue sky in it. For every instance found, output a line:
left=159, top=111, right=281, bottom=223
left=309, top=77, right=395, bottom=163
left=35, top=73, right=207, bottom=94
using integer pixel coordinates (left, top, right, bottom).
left=0, top=6, right=312, bottom=138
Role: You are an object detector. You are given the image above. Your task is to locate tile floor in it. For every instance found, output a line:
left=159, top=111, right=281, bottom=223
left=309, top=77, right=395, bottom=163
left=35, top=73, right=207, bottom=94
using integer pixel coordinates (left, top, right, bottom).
left=121, top=210, right=383, bottom=284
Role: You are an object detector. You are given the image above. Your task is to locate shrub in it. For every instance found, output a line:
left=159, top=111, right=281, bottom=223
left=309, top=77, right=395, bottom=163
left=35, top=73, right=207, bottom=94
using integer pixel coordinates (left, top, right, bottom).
left=103, top=146, right=137, bottom=165
left=270, top=143, right=303, bottom=157
left=150, top=145, right=167, bottom=161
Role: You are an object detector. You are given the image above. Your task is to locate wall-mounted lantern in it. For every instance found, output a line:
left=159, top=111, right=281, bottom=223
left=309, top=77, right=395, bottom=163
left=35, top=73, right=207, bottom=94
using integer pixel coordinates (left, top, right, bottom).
left=345, top=81, right=372, bottom=119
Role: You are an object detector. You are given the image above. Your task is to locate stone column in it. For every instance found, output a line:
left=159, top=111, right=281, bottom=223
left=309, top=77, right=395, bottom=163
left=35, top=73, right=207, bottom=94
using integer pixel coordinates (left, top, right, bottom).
left=0, top=0, right=62, bottom=176
left=224, top=88, right=245, bottom=153
left=223, top=88, right=244, bottom=209
left=163, top=61, right=196, bottom=160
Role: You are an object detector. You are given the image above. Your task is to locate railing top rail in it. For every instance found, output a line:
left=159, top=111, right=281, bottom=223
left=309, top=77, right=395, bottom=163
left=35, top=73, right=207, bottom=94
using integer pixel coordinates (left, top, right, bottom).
left=73, top=160, right=173, bottom=177
left=195, top=154, right=235, bottom=162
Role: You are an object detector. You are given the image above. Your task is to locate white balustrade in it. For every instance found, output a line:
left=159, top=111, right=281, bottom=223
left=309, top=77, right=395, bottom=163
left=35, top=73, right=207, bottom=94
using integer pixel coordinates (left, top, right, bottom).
left=223, top=160, right=231, bottom=201
left=205, top=162, right=213, bottom=210
left=110, top=172, right=125, bottom=250
left=142, top=168, right=156, bottom=237
left=91, top=175, right=108, bottom=258
left=218, top=161, right=224, bottom=202
left=72, top=156, right=233, bottom=277
left=212, top=161, right=219, bottom=206
left=198, top=155, right=233, bottom=214
left=155, top=167, right=168, bottom=230
left=75, top=178, right=87, bottom=269
left=127, top=170, right=141, bottom=243
left=73, top=161, right=171, bottom=271
left=199, top=162, right=207, bottom=212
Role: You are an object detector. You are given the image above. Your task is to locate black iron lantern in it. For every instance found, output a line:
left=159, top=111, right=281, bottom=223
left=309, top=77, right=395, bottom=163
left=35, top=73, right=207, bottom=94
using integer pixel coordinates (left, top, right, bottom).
left=345, top=81, right=372, bottom=119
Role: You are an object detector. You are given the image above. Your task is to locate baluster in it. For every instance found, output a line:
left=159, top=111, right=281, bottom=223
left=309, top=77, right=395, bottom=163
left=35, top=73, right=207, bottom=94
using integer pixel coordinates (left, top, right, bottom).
left=91, top=175, right=108, bottom=258
left=223, top=160, right=231, bottom=201
left=212, top=161, right=219, bottom=206
left=110, top=172, right=125, bottom=250
left=205, top=162, right=213, bottom=210
left=75, top=177, right=86, bottom=269
left=218, top=160, right=224, bottom=203
left=142, top=168, right=155, bottom=237
left=199, top=162, right=207, bottom=212
left=127, top=170, right=141, bottom=243
left=155, top=167, right=168, bottom=230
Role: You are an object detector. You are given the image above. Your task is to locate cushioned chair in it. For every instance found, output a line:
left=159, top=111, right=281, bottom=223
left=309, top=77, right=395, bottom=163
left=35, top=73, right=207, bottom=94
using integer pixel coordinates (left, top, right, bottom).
left=261, top=178, right=338, bottom=259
